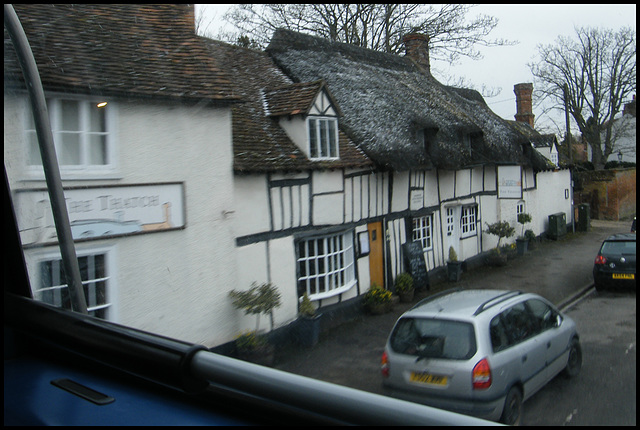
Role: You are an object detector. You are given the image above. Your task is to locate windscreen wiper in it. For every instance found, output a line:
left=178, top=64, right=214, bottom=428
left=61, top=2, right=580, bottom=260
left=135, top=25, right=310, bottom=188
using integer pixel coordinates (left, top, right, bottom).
left=4, top=4, right=87, bottom=314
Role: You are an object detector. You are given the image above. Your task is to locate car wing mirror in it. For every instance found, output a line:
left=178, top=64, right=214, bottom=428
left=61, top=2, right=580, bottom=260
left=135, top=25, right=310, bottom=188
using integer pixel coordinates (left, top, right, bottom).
left=555, top=315, right=563, bottom=328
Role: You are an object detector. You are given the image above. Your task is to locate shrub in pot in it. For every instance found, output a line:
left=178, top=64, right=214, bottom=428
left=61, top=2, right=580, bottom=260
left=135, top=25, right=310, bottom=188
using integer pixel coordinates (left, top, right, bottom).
left=362, top=283, right=393, bottom=314
left=229, top=282, right=281, bottom=365
left=296, top=293, right=321, bottom=347
left=484, top=221, right=514, bottom=266
left=447, top=246, right=463, bottom=282
left=394, top=272, right=414, bottom=303
left=516, top=213, right=532, bottom=255
left=524, top=229, right=537, bottom=249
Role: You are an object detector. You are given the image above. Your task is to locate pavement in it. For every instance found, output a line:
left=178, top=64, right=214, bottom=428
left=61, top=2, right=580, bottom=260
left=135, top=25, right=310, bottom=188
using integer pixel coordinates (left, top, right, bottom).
left=272, top=219, right=633, bottom=395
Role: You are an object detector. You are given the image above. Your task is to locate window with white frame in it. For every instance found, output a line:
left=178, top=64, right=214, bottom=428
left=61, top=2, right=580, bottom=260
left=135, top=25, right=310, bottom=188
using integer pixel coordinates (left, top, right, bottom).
left=460, top=205, right=478, bottom=238
left=308, top=116, right=338, bottom=159
left=32, top=249, right=113, bottom=319
left=412, top=214, right=433, bottom=250
left=516, top=201, right=525, bottom=217
left=296, top=231, right=355, bottom=299
left=26, top=98, right=113, bottom=171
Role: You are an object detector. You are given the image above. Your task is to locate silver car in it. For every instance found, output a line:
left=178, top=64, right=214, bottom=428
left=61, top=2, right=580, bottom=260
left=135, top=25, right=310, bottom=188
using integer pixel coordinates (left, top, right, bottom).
left=381, top=289, right=582, bottom=425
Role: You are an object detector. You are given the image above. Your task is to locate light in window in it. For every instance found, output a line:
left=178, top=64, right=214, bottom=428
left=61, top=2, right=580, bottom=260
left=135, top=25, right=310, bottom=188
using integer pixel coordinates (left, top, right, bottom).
left=25, top=98, right=111, bottom=169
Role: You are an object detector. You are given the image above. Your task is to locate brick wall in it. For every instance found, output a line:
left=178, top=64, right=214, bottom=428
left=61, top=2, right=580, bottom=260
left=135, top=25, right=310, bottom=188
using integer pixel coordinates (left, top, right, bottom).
left=575, top=168, right=636, bottom=220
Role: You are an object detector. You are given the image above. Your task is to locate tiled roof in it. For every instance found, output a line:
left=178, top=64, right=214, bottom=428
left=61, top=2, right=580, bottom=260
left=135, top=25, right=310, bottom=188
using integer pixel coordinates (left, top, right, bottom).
left=201, top=39, right=372, bottom=173
left=263, top=81, right=322, bottom=117
left=4, top=4, right=239, bottom=102
left=267, top=29, right=552, bottom=171
left=263, top=80, right=343, bottom=117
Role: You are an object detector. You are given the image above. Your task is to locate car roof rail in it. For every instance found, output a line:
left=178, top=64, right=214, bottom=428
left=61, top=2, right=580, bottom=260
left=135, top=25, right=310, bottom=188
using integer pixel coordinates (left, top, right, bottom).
left=410, top=287, right=464, bottom=310
left=473, top=290, right=523, bottom=316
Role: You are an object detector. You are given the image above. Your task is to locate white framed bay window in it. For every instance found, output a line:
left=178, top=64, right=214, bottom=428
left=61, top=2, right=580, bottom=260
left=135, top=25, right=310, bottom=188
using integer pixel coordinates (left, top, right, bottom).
left=296, top=230, right=355, bottom=300
left=307, top=116, right=339, bottom=159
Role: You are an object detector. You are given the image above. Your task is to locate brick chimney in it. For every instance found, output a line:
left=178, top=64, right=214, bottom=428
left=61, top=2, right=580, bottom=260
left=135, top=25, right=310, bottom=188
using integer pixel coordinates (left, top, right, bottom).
left=514, top=83, right=534, bottom=128
left=403, top=33, right=430, bottom=74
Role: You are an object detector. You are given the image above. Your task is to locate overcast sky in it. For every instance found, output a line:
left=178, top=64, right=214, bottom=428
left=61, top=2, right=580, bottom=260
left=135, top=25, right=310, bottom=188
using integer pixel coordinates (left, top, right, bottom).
left=196, top=4, right=636, bottom=134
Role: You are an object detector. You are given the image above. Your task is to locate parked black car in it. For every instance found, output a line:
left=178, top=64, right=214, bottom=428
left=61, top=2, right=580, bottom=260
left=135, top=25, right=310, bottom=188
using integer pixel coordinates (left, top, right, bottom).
left=593, top=234, right=636, bottom=291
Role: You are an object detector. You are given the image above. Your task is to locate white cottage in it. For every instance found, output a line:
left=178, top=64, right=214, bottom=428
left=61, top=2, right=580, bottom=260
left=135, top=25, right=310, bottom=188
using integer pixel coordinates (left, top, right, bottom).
left=4, top=4, right=242, bottom=346
left=203, top=39, right=377, bottom=334
left=264, top=29, right=573, bottom=315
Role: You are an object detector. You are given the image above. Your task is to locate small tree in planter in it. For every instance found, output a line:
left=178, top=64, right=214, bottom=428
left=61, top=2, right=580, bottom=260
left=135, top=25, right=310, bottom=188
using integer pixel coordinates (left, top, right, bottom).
left=229, top=282, right=282, bottom=365
left=516, top=213, right=532, bottom=255
left=484, top=221, right=515, bottom=266
left=394, top=272, right=415, bottom=303
left=447, top=246, right=463, bottom=282
left=296, top=292, right=321, bottom=347
left=525, top=229, right=537, bottom=250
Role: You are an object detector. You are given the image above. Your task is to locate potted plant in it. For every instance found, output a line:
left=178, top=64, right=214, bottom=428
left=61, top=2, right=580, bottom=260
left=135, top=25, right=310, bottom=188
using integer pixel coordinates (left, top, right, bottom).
left=229, top=282, right=282, bottom=366
left=394, top=272, right=414, bottom=303
left=524, top=229, right=537, bottom=250
left=447, top=246, right=463, bottom=282
left=296, top=292, right=322, bottom=347
left=516, top=213, right=532, bottom=255
left=233, top=331, right=272, bottom=365
left=484, top=221, right=515, bottom=266
left=362, top=283, right=393, bottom=315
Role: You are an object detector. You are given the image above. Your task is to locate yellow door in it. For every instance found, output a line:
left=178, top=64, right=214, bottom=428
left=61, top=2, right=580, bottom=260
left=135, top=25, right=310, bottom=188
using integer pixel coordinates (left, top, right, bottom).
left=368, top=222, right=385, bottom=289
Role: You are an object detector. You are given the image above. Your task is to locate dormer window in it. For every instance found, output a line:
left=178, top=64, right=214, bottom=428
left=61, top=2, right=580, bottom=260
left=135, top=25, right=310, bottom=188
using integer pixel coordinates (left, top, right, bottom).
left=308, top=116, right=339, bottom=159
left=264, top=81, right=342, bottom=161
left=420, top=127, right=438, bottom=154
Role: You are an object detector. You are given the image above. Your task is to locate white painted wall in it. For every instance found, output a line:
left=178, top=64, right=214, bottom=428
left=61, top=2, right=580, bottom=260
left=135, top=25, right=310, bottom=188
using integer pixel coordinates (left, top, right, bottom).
left=234, top=175, right=271, bottom=237
left=531, top=169, right=573, bottom=234
left=6, top=95, right=239, bottom=347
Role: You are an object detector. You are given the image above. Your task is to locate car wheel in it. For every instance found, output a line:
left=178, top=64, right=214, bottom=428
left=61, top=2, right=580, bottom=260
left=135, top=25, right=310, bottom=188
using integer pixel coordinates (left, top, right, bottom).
left=500, top=386, right=522, bottom=426
left=563, top=337, right=582, bottom=378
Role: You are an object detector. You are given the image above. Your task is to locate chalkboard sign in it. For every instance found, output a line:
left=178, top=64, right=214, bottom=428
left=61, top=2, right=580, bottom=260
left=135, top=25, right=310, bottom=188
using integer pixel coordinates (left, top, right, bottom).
left=402, top=241, right=429, bottom=290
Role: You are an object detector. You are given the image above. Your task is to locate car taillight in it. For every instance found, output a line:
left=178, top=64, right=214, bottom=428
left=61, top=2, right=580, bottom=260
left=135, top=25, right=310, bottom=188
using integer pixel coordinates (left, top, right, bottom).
left=381, top=350, right=389, bottom=378
left=472, top=358, right=491, bottom=389
left=594, top=255, right=607, bottom=265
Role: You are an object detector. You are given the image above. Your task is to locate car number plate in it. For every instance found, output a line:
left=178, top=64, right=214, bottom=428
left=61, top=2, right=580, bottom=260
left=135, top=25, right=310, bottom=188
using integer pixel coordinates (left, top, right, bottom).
left=612, top=273, right=634, bottom=279
left=410, top=372, right=448, bottom=386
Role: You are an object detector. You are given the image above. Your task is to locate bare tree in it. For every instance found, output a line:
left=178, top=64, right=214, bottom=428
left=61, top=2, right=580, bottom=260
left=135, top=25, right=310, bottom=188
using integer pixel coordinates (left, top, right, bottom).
left=530, top=26, right=636, bottom=169
left=222, top=4, right=512, bottom=64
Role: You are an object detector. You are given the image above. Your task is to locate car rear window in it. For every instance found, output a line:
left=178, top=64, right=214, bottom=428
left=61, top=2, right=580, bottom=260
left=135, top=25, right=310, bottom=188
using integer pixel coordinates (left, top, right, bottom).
left=601, top=240, right=636, bottom=255
left=389, top=318, right=476, bottom=360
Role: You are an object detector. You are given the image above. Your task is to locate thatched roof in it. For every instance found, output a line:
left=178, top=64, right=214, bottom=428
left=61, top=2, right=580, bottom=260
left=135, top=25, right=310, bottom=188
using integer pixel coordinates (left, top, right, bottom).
left=267, top=29, right=552, bottom=171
